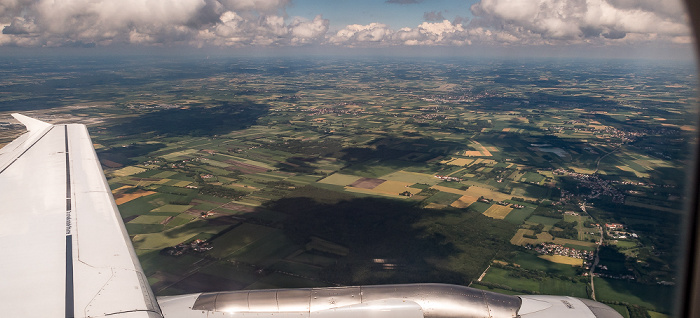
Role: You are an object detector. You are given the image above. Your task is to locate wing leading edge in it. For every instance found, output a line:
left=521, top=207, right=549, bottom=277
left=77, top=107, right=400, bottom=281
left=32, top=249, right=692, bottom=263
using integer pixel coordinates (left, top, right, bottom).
left=0, top=115, right=161, bottom=318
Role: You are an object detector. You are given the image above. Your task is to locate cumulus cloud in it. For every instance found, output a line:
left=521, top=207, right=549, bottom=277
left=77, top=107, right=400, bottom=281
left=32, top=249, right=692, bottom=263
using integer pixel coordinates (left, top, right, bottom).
left=289, top=15, right=329, bottom=44
left=470, top=0, right=689, bottom=44
left=0, top=0, right=327, bottom=47
left=330, top=23, right=392, bottom=45
left=328, top=0, right=690, bottom=47
left=0, top=0, right=691, bottom=48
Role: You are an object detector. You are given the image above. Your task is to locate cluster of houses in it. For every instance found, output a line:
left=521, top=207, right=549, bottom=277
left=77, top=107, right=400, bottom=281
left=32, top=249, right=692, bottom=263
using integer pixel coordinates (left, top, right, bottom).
left=529, top=243, right=594, bottom=261
left=162, top=239, right=212, bottom=256
left=605, top=223, right=638, bottom=239
left=434, top=175, right=462, bottom=182
left=552, top=168, right=625, bottom=203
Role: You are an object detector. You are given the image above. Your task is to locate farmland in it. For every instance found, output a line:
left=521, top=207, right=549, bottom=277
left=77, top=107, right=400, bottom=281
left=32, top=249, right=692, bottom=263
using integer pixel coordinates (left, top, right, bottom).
left=0, top=56, right=695, bottom=317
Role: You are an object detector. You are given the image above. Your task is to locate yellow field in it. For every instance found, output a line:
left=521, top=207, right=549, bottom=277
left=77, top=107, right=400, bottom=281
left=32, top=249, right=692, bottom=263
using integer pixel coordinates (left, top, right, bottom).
left=424, top=203, right=447, bottom=209
left=380, top=171, right=441, bottom=185
left=371, top=181, right=419, bottom=195
left=464, top=150, right=492, bottom=156
left=483, top=205, right=513, bottom=219
left=463, top=141, right=492, bottom=157
left=450, top=195, right=478, bottom=208
left=112, top=185, right=132, bottom=194
left=539, top=255, right=583, bottom=266
left=173, top=181, right=193, bottom=187
left=114, top=189, right=157, bottom=205
left=471, top=158, right=497, bottom=166
left=112, top=166, right=146, bottom=177
left=511, top=229, right=538, bottom=245
left=343, top=187, right=409, bottom=199
left=569, top=167, right=596, bottom=174
left=442, top=158, right=475, bottom=166
left=161, top=149, right=198, bottom=160
left=463, top=185, right=513, bottom=201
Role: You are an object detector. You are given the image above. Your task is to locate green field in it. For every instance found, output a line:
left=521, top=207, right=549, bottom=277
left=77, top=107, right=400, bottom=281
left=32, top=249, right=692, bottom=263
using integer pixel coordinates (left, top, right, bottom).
left=130, top=215, right=171, bottom=224
left=380, top=171, right=441, bottom=185
left=227, top=231, right=297, bottom=266
left=151, top=204, right=194, bottom=213
left=133, top=220, right=228, bottom=250
left=520, top=172, right=546, bottom=184
left=424, top=191, right=463, bottom=205
left=468, top=201, right=492, bottom=213
left=118, top=193, right=185, bottom=217
left=482, top=267, right=587, bottom=297
left=594, top=277, right=675, bottom=313
left=503, top=207, right=534, bottom=224
left=607, top=304, right=630, bottom=318
left=207, top=223, right=277, bottom=259
left=526, top=215, right=562, bottom=226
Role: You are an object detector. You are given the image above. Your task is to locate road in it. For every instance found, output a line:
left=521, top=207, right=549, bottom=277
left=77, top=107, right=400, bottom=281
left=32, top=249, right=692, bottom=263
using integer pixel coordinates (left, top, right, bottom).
left=581, top=202, right=604, bottom=300
left=593, top=146, right=620, bottom=174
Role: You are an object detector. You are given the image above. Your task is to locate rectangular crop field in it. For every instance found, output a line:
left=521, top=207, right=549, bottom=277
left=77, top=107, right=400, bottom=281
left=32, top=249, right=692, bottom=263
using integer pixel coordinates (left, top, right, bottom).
left=450, top=195, right=478, bottom=208
left=370, top=180, right=419, bottom=195
left=504, top=207, right=534, bottom=224
left=483, top=205, right=513, bottom=219
left=538, top=255, right=583, bottom=266
left=380, top=171, right=441, bottom=185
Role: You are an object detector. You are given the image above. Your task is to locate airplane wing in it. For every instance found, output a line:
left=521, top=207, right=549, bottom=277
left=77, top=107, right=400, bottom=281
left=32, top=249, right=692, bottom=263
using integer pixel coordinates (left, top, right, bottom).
left=0, top=114, right=162, bottom=317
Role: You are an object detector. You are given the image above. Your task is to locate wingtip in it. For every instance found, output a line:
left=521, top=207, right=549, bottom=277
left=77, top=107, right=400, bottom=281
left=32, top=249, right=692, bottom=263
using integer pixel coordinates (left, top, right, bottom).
left=11, top=113, right=52, bottom=132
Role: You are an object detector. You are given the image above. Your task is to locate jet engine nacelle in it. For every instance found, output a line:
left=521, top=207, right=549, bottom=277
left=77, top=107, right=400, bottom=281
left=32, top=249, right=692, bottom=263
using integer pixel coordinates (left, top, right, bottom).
left=157, top=283, right=622, bottom=318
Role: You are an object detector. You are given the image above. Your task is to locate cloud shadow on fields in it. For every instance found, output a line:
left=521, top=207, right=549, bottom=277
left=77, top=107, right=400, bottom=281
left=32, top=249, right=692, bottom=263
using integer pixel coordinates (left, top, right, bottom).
left=109, top=101, right=269, bottom=137
left=246, top=192, right=518, bottom=286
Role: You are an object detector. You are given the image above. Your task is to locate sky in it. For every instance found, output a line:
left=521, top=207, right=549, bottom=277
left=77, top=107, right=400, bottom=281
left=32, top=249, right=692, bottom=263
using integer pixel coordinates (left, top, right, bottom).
left=0, top=0, right=695, bottom=59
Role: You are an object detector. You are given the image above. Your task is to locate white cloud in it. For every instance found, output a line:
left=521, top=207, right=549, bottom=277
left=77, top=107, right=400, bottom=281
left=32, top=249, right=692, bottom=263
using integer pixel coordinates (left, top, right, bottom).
left=470, top=0, right=690, bottom=44
left=330, top=23, right=392, bottom=45
left=289, top=15, right=329, bottom=44
left=0, top=0, right=330, bottom=47
left=0, top=0, right=691, bottom=48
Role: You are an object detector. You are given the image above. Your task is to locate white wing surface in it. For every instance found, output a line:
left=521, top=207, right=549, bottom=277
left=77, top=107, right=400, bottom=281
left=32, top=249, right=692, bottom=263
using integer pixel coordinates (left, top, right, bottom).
left=0, top=114, right=162, bottom=318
